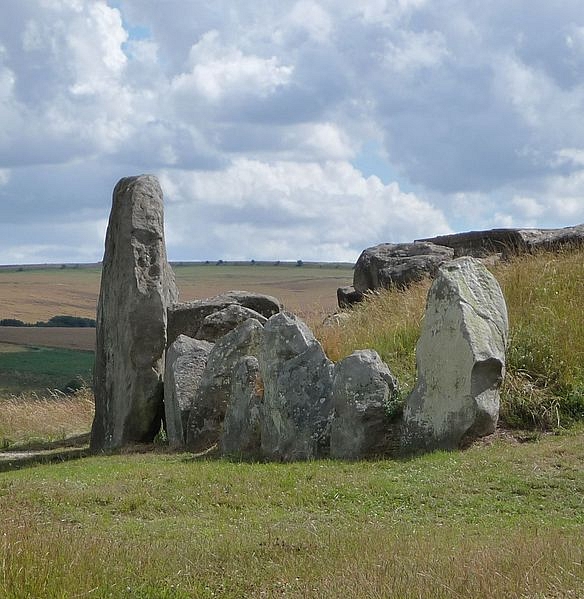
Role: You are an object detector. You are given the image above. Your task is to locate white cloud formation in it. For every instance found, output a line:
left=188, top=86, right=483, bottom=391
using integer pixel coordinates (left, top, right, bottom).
left=1, top=0, right=584, bottom=264
left=160, top=159, right=450, bottom=261
left=173, top=31, right=294, bottom=102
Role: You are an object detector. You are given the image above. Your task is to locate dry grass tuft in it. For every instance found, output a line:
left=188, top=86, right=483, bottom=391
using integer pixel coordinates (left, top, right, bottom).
left=315, top=281, right=430, bottom=394
left=0, top=387, right=94, bottom=447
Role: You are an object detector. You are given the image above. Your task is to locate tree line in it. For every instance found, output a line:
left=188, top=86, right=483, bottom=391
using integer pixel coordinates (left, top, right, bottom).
left=0, top=315, right=96, bottom=328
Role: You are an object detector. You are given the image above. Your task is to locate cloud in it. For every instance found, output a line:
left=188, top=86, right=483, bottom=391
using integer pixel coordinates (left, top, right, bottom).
left=1, top=0, right=584, bottom=265
left=172, top=31, right=294, bottom=103
left=159, top=158, right=451, bottom=261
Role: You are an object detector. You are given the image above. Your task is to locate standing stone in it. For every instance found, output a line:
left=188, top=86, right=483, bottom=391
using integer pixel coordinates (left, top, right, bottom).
left=186, top=318, right=264, bottom=452
left=260, top=312, right=334, bottom=461
left=221, top=356, right=263, bottom=460
left=331, top=350, right=400, bottom=459
left=164, top=336, right=213, bottom=448
left=91, top=175, right=179, bottom=451
left=402, top=257, right=508, bottom=453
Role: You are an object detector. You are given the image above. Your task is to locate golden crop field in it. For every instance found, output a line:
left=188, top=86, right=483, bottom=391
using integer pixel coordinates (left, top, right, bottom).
left=0, top=263, right=353, bottom=350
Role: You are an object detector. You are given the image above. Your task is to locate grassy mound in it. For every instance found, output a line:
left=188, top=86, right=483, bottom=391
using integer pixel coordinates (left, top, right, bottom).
left=316, top=246, right=584, bottom=430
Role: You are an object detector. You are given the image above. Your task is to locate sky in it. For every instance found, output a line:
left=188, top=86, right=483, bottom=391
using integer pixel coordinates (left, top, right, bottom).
left=1, top=0, right=584, bottom=264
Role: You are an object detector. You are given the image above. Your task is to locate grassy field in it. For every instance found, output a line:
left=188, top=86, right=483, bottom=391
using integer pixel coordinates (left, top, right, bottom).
left=0, top=263, right=352, bottom=324
left=0, top=388, right=94, bottom=448
left=0, top=343, right=94, bottom=395
left=0, top=427, right=583, bottom=597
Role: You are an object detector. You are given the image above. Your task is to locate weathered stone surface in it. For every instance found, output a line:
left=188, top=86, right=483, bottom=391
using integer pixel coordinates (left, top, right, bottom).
left=168, top=291, right=281, bottom=345
left=402, top=257, right=508, bottom=453
left=196, top=304, right=268, bottom=342
left=186, top=318, right=264, bottom=451
left=337, top=285, right=364, bottom=308
left=330, top=350, right=400, bottom=459
left=221, top=356, right=263, bottom=459
left=91, top=175, right=179, bottom=451
left=419, top=223, right=584, bottom=258
left=260, top=312, right=334, bottom=461
left=164, top=336, right=213, bottom=447
left=353, top=242, right=454, bottom=293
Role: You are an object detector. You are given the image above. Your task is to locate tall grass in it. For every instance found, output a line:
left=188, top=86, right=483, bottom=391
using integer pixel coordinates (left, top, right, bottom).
left=316, top=247, right=584, bottom=429
left=0, top=388, right=94, bottom=448
left=315, top=281, right=429, bottom=395
left=495, top=248, right=584, bottom=427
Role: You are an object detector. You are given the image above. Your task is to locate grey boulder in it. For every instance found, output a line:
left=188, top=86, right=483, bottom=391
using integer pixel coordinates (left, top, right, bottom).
left=331, top=350, right=400, bottom=459
left=196, top=304, right=268, bottom=342
left=168, top=290, right=281, bottom=345
left=91, top=175, right=179, bottom=451
left=337, top=285, right=364, bottom=309
left=186, top=318, right=264, bottom=452
left=164, top=336, right=213, bottom=447
left=221, top=356, right=263, bottom=460
left=260, top=312, right=334, bottom=461
left=353, top=242, right=454, bottom=293
left=402, top=257, right=509, bottom=453
left=419, top=223, right=584, bottom=258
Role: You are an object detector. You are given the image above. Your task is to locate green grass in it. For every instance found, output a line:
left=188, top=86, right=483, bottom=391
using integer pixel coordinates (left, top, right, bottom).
left=0, top=345, right=94, bottom=394
left=1, top=427, right=583, bottom=597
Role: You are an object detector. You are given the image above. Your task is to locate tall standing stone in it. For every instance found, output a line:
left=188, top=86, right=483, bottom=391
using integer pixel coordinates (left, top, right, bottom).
left=401, top=257, right=508, bottom=453
left=91, top=175, right=179, bottom=451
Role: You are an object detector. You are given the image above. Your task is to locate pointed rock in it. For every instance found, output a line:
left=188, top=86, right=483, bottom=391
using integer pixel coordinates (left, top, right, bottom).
left=186, top=318, right=264, bottom=452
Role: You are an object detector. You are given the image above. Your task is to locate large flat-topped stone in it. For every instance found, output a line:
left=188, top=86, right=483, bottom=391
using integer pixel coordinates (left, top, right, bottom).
left=402, top=257, right=508, bottom=453
left=91, top=175, right=179, bottom=451
left=353, top=242, right=454, bottom=293
left=418, top=224, right=584, bottom=257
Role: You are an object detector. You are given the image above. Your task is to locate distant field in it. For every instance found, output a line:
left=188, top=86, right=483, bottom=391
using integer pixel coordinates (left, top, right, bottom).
left=0, top=343, right=94, bottom=395
left=0, top=263, right=352, bottom=323
left=0, top=263, right=351, bottom=390
left=174, top=263, right=352, bottom=318
left=0, top=327, right=95, bottom=351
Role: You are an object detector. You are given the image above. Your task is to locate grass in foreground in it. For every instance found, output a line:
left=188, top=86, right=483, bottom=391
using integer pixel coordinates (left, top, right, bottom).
left=0, top=388, right=94, bottom=448
left=1, top=427, right=583, bottom=598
